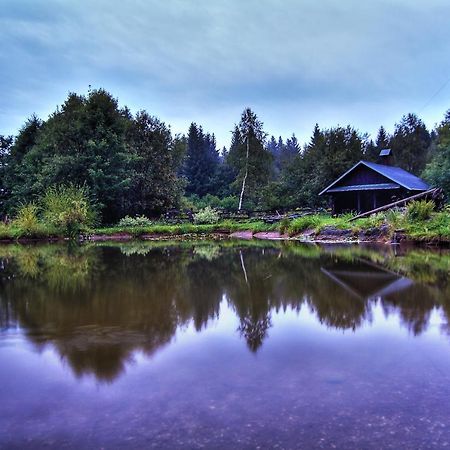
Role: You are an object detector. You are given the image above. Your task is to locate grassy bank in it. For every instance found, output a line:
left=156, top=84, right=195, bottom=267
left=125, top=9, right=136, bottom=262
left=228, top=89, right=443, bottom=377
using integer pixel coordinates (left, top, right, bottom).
left=2, top=200, right=450, bottom=244
left=284, top=204, right=450, bottom=242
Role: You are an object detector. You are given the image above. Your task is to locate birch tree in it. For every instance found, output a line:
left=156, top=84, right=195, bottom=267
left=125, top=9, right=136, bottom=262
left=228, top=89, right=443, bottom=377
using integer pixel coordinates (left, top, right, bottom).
left=228, top=108, right=271, bottom=211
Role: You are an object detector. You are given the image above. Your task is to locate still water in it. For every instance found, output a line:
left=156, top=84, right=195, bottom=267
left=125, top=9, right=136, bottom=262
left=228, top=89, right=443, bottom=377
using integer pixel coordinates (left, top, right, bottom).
left=1, top=241, right=450, bottom=449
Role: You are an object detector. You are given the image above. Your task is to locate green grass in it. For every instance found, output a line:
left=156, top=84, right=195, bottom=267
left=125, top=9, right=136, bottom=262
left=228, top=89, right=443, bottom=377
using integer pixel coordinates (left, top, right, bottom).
left=93, top=220, right=276, bottom=237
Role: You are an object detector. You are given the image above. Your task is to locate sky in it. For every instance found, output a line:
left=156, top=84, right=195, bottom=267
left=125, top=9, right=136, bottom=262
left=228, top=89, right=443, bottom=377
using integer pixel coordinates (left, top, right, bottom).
left=1, top=0, right=450, bottom=149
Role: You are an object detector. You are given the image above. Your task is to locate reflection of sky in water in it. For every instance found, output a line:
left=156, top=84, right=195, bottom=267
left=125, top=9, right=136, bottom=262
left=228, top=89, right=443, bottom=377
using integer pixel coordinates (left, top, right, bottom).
left=1, top=242, right=450, bottom=449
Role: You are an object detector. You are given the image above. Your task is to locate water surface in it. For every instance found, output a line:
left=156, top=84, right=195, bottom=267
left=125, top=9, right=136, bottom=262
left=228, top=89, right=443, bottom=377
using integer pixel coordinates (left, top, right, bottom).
left=1, top=241, right=450, bottom=449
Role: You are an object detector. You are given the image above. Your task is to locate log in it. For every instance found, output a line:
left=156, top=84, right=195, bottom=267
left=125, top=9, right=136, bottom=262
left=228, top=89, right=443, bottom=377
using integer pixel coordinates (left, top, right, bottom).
left=348, top=188, right=442, bottom=222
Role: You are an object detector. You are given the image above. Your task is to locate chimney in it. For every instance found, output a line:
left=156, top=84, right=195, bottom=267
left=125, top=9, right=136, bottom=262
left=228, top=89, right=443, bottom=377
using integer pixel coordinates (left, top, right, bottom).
left=379, top=148, right=393, bottom=166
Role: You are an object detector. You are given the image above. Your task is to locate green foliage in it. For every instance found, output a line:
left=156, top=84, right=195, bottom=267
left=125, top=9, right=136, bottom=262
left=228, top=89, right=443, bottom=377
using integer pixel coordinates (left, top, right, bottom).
left=12, top=203, right=42, bottom=236
left=279, top=124, right=366, bottom=209
left=185, top=194, right=239, bottom=212
left=406, top=200, right=435, bottom=222
left=423, top=110, right=450, bottom=197
left=41, top=185, right=96, bottom=237
left=384, top=208, right=403, bottom=228
left=3, top=90, right=184, bottom=223
left=193, top=206, right=220, bottom=224
left=3, top=89, right=448, bottom=220
left=353, top=212, right=386, bottom=229
left=127, top=111, right=184, bottom=216
left=118, top=215, right=153, bottom=227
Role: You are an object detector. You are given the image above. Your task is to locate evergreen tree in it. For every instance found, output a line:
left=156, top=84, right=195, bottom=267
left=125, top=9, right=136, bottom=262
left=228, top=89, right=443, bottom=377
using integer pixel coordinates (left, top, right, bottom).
left=281, top=134, right=300, bottom=169
left=376, top=125, right=390, bottom=149
left=365, top=126, right=391, bottom=162
left=390, top=113, right=431, bottom=174
left=280, top=124, right=365, bottom=208
left=183, top=123, right=220, bottom=197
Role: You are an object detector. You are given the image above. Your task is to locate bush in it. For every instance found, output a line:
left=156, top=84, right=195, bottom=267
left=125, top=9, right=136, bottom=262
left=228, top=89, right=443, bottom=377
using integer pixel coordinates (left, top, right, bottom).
left=12, top=203, right=41, bottom=236
left=219, top=196, right=239, bottom=211
left=42, top=185, right=96, bottom=237
left=118, top=215, right=153, bottom=228
left=406, top=200, right=435, bottom=222
left=193, top=206, right=220, bottom=224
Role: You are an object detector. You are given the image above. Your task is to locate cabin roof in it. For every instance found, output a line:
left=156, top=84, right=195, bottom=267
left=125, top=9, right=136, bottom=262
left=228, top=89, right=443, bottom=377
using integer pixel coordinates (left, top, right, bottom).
left=379, top=148, right=391, bottom=156
left=319, top=160, right=430, bottom=195
left=326, top=182, right=400, bottom=193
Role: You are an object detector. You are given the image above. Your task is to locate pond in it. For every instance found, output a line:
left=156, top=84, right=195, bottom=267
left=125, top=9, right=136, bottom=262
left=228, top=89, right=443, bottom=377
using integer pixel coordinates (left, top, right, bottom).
left=0, top=241, right=450, bottom=449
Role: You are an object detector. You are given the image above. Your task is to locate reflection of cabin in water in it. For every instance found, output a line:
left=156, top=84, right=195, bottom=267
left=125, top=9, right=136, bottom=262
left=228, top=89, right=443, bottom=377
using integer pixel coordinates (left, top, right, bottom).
left=321, top=259, right=413, bottom=301
left=319, top=149, right=430, bottom=214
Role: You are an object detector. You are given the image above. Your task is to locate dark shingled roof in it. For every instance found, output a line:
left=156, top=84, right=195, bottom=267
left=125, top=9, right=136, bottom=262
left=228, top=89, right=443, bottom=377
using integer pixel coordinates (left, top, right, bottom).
left=319, top=161, right=430, bottom=195
left=327, top=183, right=400, bottom=193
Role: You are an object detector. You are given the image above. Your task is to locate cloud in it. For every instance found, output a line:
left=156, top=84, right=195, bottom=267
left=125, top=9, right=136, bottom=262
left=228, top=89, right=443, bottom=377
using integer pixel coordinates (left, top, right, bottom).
left=1, top=0, right=450, bottom=147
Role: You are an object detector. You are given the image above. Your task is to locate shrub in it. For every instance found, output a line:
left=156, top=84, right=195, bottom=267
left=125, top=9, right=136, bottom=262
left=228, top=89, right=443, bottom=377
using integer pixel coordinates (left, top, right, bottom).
left=219, top=196, right=239, bottom=211
left=42, top=185, right=96, bottom=238
left=13, top=203, right=41, bottom=236
left=118, top=215, right=152, bottom=228
left=385, top=208, right=403, bottom=228
left=193, top=206, right=220, bottom=224
left=406, top=200, right=435, bottom=222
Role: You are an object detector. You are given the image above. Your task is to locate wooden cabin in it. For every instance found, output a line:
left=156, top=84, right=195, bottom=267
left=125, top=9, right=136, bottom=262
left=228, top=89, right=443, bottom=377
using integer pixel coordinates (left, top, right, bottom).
left=319, top=150, right=430, bottom=214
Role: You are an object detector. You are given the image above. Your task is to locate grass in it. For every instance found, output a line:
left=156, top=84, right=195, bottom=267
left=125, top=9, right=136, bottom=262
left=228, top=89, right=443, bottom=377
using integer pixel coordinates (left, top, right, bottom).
left=94, top=220, right=277, bottom=237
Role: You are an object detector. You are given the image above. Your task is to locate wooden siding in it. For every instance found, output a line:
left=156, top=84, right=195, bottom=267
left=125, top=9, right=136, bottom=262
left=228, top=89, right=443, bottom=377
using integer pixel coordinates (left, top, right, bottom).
left=334, top=165, right=392, bottom=188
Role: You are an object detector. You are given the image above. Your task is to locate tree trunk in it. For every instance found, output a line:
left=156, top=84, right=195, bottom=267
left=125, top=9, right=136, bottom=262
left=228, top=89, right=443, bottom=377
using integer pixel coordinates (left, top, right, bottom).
left=238, top=136, right=250, bottom=211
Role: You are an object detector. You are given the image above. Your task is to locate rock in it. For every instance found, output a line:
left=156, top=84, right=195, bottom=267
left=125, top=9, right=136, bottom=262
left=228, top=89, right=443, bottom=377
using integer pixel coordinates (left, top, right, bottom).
left=358, top=224, right=390, bottom=242
left=316, top=226, right=354, bottom=241
left=230, top=231, right=253, bottom=240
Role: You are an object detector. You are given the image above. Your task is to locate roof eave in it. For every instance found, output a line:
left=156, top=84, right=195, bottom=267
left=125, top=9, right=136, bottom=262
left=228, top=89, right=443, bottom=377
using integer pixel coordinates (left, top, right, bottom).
left=318, top=161, right=364, bottom=196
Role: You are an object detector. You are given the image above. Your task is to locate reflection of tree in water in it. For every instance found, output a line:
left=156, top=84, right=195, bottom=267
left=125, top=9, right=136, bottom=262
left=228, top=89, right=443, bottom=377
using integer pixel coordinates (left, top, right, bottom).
left=238, top=315, right=272, bottom=353
left=1, top=242, right=450, bottom=381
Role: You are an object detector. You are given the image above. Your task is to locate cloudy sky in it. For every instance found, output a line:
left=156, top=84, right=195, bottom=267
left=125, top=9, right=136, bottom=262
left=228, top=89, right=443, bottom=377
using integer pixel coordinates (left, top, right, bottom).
left=1, top=0, right=450, bottom=148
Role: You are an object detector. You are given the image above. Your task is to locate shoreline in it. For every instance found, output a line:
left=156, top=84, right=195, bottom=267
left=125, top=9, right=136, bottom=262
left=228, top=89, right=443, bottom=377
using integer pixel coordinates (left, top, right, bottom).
left=1, top=227, right=449, bottom=247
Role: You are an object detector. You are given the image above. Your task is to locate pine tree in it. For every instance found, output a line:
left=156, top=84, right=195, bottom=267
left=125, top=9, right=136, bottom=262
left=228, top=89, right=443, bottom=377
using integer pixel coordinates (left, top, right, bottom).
left=391, top=113, right=431, bottom=174
left=183, top=123, right=220, bottom=197
left=376, top=125, right=390, bottom=150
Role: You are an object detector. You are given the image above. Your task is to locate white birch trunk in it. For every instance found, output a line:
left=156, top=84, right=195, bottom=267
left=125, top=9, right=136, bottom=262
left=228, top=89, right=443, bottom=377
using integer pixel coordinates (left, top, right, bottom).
left=238, top=136, right=250, bottom=211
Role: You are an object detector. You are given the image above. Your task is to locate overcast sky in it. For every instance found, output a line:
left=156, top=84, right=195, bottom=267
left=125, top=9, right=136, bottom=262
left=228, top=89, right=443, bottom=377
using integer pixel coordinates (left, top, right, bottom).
left=1, top=0, right=450, bottom=148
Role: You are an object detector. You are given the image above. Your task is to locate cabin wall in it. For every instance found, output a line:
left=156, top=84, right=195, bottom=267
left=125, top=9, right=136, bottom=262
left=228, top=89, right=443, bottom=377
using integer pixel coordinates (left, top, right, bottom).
left=331, top=189, right=408, bottom=214
left=335, top=165, right=390, bottom=187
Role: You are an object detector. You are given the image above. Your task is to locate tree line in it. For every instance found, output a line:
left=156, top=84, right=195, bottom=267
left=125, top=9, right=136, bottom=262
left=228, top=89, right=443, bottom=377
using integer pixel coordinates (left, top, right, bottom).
left=1, top=88, right=449, bottom=224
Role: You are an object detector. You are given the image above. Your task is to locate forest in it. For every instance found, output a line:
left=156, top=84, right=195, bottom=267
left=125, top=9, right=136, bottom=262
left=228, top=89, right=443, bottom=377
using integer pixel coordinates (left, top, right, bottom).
left=0, top=88, right=449, bottom=225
